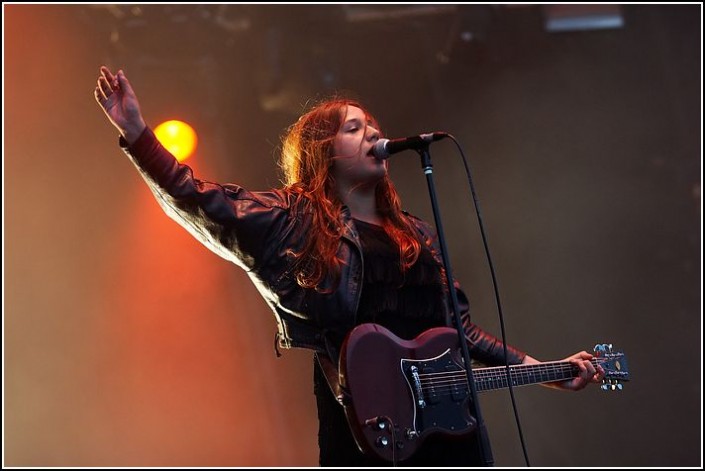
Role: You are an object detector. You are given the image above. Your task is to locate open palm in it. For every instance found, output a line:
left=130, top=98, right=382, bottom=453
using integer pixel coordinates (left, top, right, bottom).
left=94, top=66, right=146, bottom=143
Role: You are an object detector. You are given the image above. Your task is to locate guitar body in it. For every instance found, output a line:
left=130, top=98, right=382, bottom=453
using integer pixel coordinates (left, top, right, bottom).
left=339, top=322, right=629, bottom=463
left=339, top=323, right=476, bottom=463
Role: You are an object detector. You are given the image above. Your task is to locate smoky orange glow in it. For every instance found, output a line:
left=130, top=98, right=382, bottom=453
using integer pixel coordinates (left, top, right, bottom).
left=91, top=188, right=317, bottom=466
left=4, top=6, right=318, bottom=466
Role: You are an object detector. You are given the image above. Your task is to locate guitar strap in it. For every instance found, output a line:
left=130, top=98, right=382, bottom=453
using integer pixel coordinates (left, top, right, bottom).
left=315, top=352, right=351, bottom=407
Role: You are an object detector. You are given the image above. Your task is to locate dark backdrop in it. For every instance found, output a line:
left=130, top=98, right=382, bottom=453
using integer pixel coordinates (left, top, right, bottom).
left=5, top=4, right=701, bottom=466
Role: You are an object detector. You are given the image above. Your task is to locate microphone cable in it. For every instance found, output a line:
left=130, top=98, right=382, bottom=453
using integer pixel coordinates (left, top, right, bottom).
left=444, top=133, right=532, bottom=467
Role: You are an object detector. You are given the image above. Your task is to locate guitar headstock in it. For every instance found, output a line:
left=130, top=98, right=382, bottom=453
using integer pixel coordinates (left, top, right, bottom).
left=593, top=343, right=629, bottom=391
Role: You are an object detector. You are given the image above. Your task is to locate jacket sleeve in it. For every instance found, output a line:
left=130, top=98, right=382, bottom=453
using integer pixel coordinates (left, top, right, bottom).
left=456, top=286, right=527, bottom=366
left=410, top=214, right=527, bottom=366
left=120, top=127, right=290, bottom=271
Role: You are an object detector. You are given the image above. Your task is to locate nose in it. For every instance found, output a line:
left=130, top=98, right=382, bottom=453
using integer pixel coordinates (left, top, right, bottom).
left=366, top=125, right=380, bottom=142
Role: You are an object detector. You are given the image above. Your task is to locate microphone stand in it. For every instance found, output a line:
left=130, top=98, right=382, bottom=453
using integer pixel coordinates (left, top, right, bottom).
left=416, top=145, right=494, bottom=467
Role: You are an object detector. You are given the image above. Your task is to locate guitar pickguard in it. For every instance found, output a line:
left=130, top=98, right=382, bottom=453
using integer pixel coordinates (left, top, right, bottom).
left=401, top=350, right=477, bottom=437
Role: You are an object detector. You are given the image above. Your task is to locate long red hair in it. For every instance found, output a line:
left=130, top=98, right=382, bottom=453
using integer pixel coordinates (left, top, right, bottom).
left=279, top=98, right=421, bottom=291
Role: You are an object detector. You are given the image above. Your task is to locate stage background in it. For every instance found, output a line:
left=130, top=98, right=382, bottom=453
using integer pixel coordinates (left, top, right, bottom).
left=5, top=4, right=701, bottom=466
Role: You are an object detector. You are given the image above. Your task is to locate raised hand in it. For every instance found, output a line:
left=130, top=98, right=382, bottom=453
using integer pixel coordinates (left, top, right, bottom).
left=94, top=66, right=146, bottom=144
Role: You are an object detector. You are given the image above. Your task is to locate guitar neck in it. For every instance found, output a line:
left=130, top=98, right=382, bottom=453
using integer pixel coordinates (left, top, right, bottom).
left=473, top=359, right=600, bottom=392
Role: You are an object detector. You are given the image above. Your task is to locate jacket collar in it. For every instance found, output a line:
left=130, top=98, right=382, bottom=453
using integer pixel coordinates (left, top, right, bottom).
left=339, top=205, right=362, bottom=248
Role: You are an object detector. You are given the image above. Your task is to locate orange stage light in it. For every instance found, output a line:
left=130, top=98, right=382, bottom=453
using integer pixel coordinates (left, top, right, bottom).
left=154, top=120, right=198, bottom=162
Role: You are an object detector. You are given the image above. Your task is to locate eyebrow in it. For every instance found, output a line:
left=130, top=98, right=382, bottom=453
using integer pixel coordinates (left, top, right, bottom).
left=344, top=117, right=375, bottom=126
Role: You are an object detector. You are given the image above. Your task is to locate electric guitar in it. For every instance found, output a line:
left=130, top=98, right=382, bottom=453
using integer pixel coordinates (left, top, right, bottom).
left=339, top=323, right=629, bottom=463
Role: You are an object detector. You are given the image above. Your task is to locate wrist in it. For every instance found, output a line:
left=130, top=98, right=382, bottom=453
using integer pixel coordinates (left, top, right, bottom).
left=122, top=120, right=147, bottom=145
left=522, top=354, right=539, bottom=365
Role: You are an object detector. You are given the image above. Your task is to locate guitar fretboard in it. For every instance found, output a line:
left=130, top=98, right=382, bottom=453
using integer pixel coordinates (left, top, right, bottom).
left=419, top=359, right=601, bottom=393
left=473, top=360, right=592, bottom=392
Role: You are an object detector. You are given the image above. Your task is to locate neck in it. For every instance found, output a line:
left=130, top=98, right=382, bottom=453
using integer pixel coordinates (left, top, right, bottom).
left=338, top=183, right=382, bottom=225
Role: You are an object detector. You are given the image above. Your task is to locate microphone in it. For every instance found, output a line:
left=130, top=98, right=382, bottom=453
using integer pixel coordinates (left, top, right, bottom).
left=371, top=132, right=448, bottom=160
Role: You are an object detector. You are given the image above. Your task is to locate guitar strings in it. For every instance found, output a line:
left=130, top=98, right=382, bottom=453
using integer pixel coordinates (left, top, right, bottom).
left=416, top=358, right=605, bottom=380
left=413, top=360, right=605, bottom=395
left=397, top=358, right=616, bottom=400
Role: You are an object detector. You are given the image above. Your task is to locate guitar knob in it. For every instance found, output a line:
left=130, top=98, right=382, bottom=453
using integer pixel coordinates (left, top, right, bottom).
left=365, top=417, right=387, bottom=430
left=376, top=436, right=389, bottom=448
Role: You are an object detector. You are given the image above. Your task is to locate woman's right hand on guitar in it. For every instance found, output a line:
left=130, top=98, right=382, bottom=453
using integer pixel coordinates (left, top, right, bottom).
left=94, top=66, right=146, bottom=145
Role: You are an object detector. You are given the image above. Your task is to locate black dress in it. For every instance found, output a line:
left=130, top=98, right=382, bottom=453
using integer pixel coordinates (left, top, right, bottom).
left=314, top=219, right=485, bottom=467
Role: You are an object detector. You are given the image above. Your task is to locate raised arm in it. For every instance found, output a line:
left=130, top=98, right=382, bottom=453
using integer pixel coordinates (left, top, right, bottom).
left=93, top=66, right=293, bottom=272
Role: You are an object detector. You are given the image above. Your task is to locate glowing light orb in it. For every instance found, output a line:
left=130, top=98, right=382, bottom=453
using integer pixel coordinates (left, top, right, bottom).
left=154, top=120, right=198, bottom=162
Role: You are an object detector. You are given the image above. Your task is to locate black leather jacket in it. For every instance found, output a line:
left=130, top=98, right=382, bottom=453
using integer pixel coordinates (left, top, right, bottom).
left=121, top=128, right=526, bottom=365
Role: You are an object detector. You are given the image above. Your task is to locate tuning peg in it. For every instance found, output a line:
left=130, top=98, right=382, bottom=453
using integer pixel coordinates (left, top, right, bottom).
left=601, top=379, right=624, bottom=391
left=594, top=343, right=616, bottom=354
